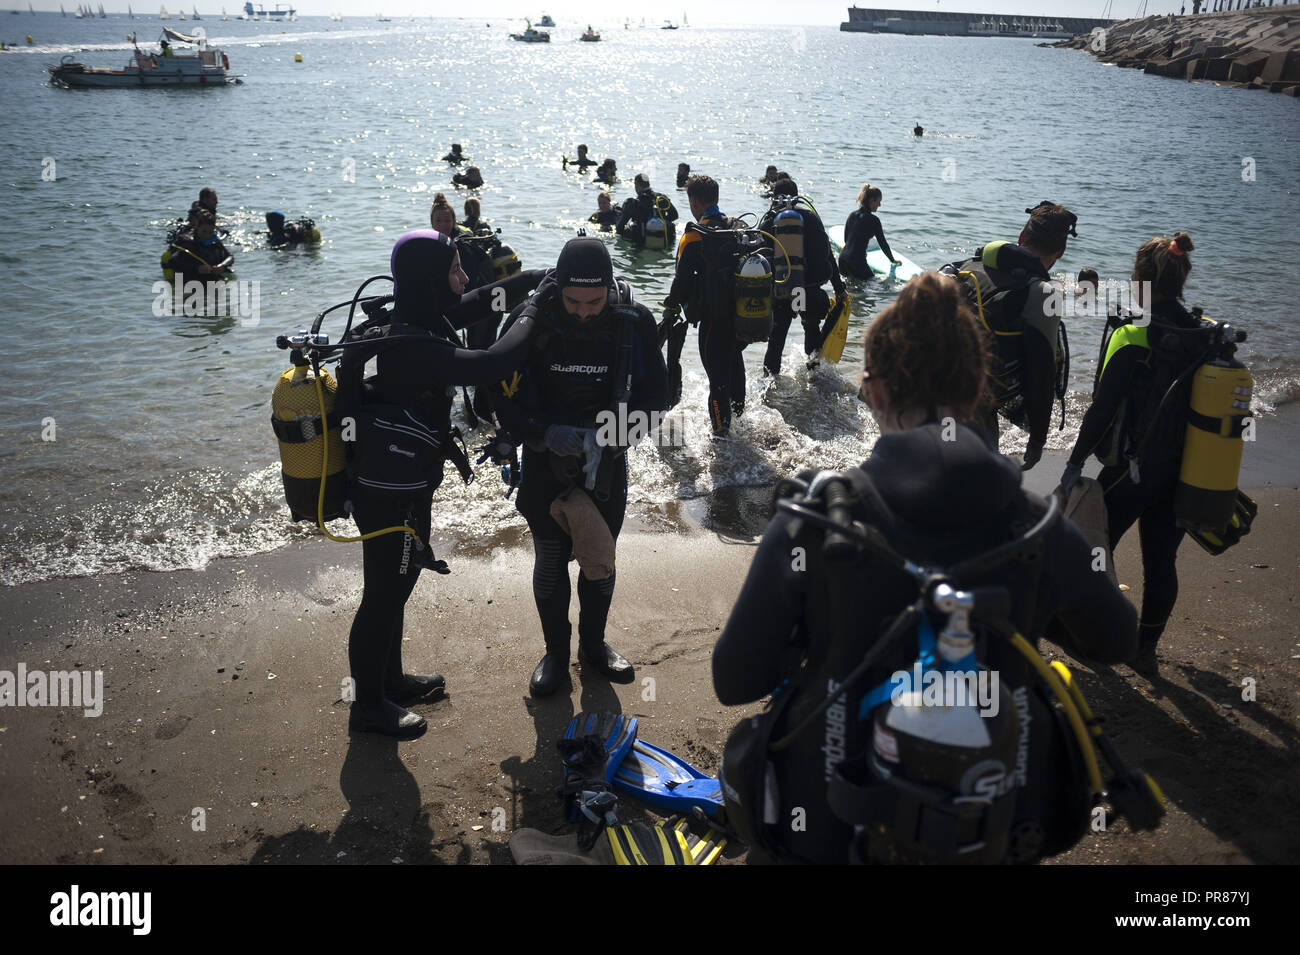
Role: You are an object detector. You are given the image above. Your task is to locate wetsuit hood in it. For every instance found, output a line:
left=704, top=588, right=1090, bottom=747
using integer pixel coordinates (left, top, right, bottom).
left=864, top=422, right=1023, bottom=532
left=391, top=229, right=460, bottom=329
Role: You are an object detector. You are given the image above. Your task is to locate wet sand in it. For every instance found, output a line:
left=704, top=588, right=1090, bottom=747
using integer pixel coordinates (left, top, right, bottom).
left=1, top=430, right=1296, bottom=864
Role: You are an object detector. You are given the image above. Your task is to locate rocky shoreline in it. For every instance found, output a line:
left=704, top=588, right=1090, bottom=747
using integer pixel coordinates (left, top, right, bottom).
left=1053, top=7, right=1300, bottom=94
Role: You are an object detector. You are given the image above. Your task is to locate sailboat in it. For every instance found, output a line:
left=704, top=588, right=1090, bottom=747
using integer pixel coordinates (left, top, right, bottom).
left=61, top=4, right=66, bottom=15
left=192, top=5, right=200, bottom=18
left=129, top=5, right=134, bottom=17
left=159, top=4, right=168, bottom=16
left=178, top=8, right=185, bottom=18
left=222, top=6, right=228, bottom=19
left=99, top=3, right=107, bottom=16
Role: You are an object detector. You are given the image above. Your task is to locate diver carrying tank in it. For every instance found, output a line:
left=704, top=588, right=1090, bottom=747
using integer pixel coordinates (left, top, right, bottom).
left=1174, top=320, right=1253, bottom=534
left=770, top=203, right=805, bottom=304
left=491, top=240, right=522, bottom=281
left=734, top=241, right=774, bottom=345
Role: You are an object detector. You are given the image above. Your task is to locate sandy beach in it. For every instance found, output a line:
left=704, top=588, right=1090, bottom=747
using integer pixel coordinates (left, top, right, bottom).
left=0, top=431, right=1296, bottom=866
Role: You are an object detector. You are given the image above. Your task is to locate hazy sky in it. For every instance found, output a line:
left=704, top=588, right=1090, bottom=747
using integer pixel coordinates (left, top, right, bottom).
left=33, top=3, right=1183, bottom=24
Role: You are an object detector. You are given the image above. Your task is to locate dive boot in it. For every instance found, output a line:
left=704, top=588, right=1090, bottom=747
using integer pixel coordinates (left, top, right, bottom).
left=530, top=652, right=570, bottom=698
left=579, top=642, right=635, bottom=684
left=1130, top=642, right=1159, bottom=679
left=386, top=673, right=446, bottom=705
left=348, top=700, right=428, bottom=741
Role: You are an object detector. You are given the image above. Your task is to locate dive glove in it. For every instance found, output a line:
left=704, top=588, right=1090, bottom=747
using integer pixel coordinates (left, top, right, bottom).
left=545, top=423, right=592, bottom=458
left=1060, top=462, right=1082, bottom=498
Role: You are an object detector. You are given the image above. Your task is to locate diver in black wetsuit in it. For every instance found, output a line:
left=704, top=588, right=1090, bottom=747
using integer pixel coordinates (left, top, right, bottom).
left=345, top=230, right=545, bottom=739
left=589, top=191, right=619, bottom=230
left=1060, top=232, right=1202, bottom=679
left=839, top=183, right=899, bottom=280
left=493, top=238, right=669, bottom=697
left=757, top=177, right=846, bottom=376
left=615, top=173, right=679, bottom=247
left=713, top=272, right=1137, bottom=863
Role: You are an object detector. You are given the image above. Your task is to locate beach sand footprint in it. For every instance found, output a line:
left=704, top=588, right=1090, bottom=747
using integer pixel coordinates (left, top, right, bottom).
left=154, top=714, right=191, bottom=740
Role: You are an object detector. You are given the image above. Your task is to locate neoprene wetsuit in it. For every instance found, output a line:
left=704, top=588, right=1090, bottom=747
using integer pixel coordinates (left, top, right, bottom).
left=348, top=239, right=543, bottom=708
left=493, top=287, right=668, bottom=658
left=1067, top=298, right=1203, bottom=655
left=713, top=422, right=1137, bottom=863
left=839, top=208, right=894, bottom=280
left=758, top=204, right=846, bottom=375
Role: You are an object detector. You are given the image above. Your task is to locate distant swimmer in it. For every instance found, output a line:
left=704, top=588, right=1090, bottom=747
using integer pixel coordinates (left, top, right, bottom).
left=1076, top=267, right=1099, bottom=297
left=759, top=164, right=778, bottom=186
left=589, top=190, right=619, bottom=230
left=562, top=143, right=598, bottom=171
left=676, top=162, right=691, bottom=188
left=442, top=143, right=465, bottom=164
left=162, top=207, right=233, bottom=280
left=594, top=157, right=617, bottom=184
left=452, top=165, right=484, bottom=188
left=838, top=183, right=899, bottom=280
left=913, top=123, right=924, bottom=136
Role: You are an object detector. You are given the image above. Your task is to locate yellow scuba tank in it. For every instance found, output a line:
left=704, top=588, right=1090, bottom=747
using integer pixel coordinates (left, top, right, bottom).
left=491, top=242, right=521, bottom=281
left=161, top=246, right=176, bottom=281
left=271, top=361, right=348, bottom=523
left=1175, top=354, right=1253, bottom=533
left=734, top=250, right=774, bottom=345
left=771, top=206, right=805, bottom=302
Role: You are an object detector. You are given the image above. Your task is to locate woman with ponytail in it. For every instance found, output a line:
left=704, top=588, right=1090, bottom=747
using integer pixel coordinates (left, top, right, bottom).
left=839, top=182, right=899, bottom=279
left=713, top=272, right=1136, bottom=863
left=1061, top=231, right=1200, bottom=678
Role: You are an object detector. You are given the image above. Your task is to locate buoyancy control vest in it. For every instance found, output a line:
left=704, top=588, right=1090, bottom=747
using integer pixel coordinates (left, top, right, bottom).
left=687, top=219, right=774, bottom=344
left=720, top=467, right=1164, bottom=865
left=941, top=242, right=1069, bottom=430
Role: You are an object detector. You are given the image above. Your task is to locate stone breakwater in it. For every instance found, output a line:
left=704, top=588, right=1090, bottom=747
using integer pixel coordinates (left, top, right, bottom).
left=1053, top=8, right=1300, bottom=94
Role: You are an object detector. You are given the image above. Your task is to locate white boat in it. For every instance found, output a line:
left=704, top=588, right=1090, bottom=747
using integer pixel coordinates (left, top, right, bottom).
left=50, top=28, right=236, bottom=86
left=192, top=6, right=200, bottom=19
left=74, top=6, right=84, bottom=17
left=243, top=2, right=294, bottom=20
left=222, top=7, right=228, bottom=19
left=511, top=21, right=550, bottom=42
left=376, top=11, right=389, bottom=21
left=159, top=4, right=168, bottom=17
left=538, top=13, right=554, bottom=27
left=178, top=9, right=185, bottom=19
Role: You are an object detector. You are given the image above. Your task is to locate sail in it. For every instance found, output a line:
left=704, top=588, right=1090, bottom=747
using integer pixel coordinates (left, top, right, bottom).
left=159, top=4, right=168, bottom=16
left=162, top=24, right=206, bottom=43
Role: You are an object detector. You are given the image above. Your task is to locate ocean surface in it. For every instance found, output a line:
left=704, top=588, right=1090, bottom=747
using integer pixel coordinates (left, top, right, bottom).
left=1, top=13, right=1298, bottom=585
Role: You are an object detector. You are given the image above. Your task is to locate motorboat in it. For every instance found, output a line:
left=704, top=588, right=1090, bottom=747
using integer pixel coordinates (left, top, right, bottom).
left=538, top=13, right=554, bottom=26
left=579, top=25, right=599, bottom=41
left=511, top=22, right=550, bottom=42
left=49, top=28, right=235, bottom=86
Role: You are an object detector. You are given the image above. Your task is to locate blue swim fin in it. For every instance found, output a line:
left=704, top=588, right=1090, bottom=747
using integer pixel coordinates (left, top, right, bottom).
left=612, top=738, right=724, bottom=819
left=558, top=711, right=639, bottom=824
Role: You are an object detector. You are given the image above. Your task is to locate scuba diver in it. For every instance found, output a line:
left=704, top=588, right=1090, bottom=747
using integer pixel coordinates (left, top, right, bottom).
left=757, top=177, right=847, bottom=376
left=713, top=272, right=1143, bottom=864
left=430, top=192, right=524, bottom=420
left=589, top=191, right=619, bottom=230
left=492, top=238, right=669, bottom=698
left=940, top=201, right=1077, bottom=470
left=838, top=183, right=899, bottom=280
left=594, top=158, right=618, bottom=185
left=339, top=230, right=546, bottom=738
left=442, top=143, right=465, bottom=164
left=676, top=162, right=691, bottom=188
left=266, top=211, right=321, bottom=249
left=562, top=143, right=598, bottom=171
left=1061, top=232, right=1243, bottom=679
left=163, top=207, right=233, bottom=280
left=169, top=186, right=220, bottom=243
left=661, top=174, right=750, bottom=435
left=759, top=165, right=778, bottom=187
left=452, top=165, right=484, bottom=189
left=615, top=173, right=679, bottom=249
left=462, top=196, right=490, bottom=235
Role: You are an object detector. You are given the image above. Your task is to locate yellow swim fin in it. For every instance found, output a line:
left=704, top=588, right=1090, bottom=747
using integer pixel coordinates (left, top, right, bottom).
left=819, top=291, right=852, bottom=365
